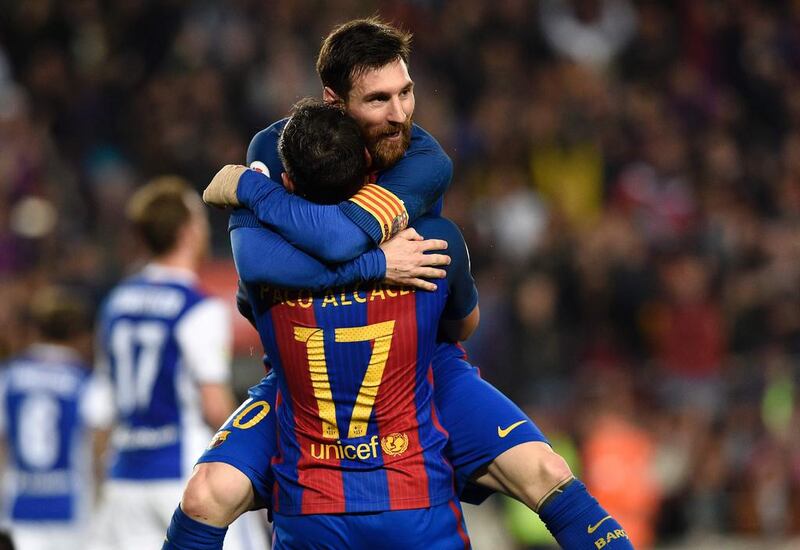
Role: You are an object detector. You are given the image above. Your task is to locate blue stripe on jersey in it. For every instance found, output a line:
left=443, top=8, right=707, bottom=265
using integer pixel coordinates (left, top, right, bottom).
left=414, top=282, right=456, bottom=503
left=252, top=306, right=303, bottom=512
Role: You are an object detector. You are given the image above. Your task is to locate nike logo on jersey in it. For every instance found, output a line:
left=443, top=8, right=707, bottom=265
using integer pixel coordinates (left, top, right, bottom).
left=497, top=420, right=527, bottom=438
left=587, top=515, right=613, bottom=534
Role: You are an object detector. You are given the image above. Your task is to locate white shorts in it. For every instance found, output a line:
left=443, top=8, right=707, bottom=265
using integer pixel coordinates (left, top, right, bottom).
left=91, top=480, right=269, bottom=550
left=11, top=524, right=85, bottom=550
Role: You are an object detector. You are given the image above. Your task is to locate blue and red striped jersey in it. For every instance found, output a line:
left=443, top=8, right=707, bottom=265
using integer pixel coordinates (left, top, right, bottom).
left=233, top=215, right=477, bottom=515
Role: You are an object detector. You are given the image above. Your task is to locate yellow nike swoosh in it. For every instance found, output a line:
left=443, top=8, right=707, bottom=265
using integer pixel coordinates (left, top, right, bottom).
left=497, top=420, right=527, bottom=438
left=587, top=515, right=613, bottom=534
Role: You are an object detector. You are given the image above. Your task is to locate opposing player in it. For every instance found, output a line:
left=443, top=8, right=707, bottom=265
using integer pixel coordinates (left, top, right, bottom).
left=196, top=18, right=633, bottom=550
left=93, top=178, right=267, bottom=550
left=0, top=287, right=112, bottom=550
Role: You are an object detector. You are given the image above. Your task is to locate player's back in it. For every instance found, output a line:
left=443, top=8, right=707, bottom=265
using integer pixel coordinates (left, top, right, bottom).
left=238, top=216, right=477, bottom=515
left=97, top=264, right=219, bottom=480
left=0, top=344, right=100, bottom=528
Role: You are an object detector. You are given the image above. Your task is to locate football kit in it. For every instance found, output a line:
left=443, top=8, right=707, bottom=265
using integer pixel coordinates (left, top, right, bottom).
left=235, top=214, right=476, bottom=546
left=94, top=264, right=266, bottom=550
left=0, top=344, right=112, bottom=550
left=195, top=114, right=633, bottom=549
left=198, top=119, right=547, bottom=507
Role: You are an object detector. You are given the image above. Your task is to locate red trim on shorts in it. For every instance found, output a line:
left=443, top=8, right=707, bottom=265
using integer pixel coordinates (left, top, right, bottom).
left=448, top=499, right=471, bottom=549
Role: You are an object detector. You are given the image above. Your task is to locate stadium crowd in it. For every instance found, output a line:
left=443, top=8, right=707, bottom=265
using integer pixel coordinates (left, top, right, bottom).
left=2, top=0, right=800, bottom=547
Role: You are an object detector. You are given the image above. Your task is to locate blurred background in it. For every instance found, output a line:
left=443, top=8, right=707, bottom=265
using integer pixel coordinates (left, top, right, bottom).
left=2, top=0, right=800, bottom=548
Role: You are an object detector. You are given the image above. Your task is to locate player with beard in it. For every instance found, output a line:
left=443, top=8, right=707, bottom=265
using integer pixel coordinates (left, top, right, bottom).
left=176, top=18, right=633, bottom=550
left=166, top=99, right=472, bottom=549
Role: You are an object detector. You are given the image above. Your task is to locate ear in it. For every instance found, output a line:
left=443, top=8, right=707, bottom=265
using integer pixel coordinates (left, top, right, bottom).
left=323, top=86, right=344, bottom=105
left=281, top=172, right=295, bottom=193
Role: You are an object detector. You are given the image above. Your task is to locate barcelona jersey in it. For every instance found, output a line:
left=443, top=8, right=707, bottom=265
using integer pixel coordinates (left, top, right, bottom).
left=232, top=213, right=477, bottom=515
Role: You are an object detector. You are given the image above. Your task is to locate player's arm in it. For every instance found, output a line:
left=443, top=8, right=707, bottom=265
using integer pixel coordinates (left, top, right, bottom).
left=412, top=217, right=480, bottom=343
left=341, top=127, right=452, bottom=242
left=229, top=209, right=448, bottom=292
left=242, top=124, right=373, bottom=262
left=175, top=299, right=236, bottom=429
left=441, top=305, right=480, bottom=342
left=0, top=373, right=7, bottom=475
left=206, top=124, right=451, bottom=262
left=79, top=367, right=114, bottom=493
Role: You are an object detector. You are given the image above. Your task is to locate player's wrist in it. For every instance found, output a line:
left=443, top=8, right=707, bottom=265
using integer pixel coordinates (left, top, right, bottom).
left=203, top=165, right=247, bottom=208
left=373, top=247, right=388, bottom=279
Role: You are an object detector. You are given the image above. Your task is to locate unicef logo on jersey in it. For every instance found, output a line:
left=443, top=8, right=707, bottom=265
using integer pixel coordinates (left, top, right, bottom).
left=380, top=432, right=409, bottom=456
left=309, top=432, right=409, bottom=461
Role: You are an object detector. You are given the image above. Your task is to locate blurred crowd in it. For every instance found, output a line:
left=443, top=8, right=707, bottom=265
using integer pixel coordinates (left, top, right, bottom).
left=2, top=0, right=800, bottom=547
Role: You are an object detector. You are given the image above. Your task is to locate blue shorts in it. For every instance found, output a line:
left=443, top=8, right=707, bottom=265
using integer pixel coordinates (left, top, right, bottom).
left=197, top=345, right=547, bottom=507
left=272, top=498, right=470, bottom=549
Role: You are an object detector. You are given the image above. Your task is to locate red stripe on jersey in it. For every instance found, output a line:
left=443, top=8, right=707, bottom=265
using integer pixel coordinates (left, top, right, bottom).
left=368, top=288, right=430, bottom=510
left=427, top=366, right=449, bottom=439
left=448, top=499, right=471, bottom=549
left=270, top=303, right=345, bottom=514
left=271, top=390, right=283, bottom=511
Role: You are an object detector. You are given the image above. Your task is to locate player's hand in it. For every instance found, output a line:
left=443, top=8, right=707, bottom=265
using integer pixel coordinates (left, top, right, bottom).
left=203, top=165, right=247, bottom=208
left=380, top=228, right=450, bottom=292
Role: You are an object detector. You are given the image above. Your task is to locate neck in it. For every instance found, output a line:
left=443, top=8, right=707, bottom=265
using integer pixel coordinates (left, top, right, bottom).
left=152, top=248, right=197, bottom=273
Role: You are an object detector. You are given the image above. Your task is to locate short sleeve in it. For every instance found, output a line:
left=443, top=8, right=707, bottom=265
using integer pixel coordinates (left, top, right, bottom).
left=175, top=298, right=233, bottom=384
left=80, top=374, right=115, bottom=429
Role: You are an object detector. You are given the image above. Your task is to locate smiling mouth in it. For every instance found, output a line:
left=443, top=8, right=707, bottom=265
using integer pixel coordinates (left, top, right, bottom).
left=382, top=130, right=402, bottom=140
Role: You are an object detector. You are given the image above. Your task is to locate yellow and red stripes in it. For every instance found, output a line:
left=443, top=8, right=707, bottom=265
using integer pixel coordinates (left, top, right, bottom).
left=348, top=184, right=408, bottom=243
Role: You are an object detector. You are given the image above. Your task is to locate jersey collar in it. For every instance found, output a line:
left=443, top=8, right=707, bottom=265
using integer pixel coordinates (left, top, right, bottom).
left=141, top=262, right=199, bottom=285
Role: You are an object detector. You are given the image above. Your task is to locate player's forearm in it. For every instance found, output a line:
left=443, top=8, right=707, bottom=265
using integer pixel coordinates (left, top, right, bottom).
left=439, top=306, right=480, bottom=342
left=200, top=384, right=236, bottom=430
left=231, top=226, right=385, bottom=290
left=236, top=171, right=373, bottom=262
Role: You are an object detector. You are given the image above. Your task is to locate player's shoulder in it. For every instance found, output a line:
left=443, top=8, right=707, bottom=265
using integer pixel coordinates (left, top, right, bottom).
left=411, top=215, right=465, bottom=246
left=251, top=118, right=289, bottom=143
left=101, top=270, right=208, bottom=320
left=409, top=123, right=446, bottom=154
left=180, top=294, right=228, bottom=325
left=247, top=117, right=290, bottom=177
left=404, top=124, right=452, bottom=180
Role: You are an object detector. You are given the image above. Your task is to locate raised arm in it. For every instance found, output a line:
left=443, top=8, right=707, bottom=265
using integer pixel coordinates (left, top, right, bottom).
left=230, top=209, right=383, bottom=288
left=204, top=121, right=452, bottom=263
left=229, top=209, right=449, bottom=291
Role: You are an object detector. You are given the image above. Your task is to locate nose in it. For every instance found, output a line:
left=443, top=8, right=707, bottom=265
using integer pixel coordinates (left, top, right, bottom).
left=387, top=96, right=405, bottom=123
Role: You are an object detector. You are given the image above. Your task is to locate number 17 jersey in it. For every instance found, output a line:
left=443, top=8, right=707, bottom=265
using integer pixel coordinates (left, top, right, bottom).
left=234, top=214, right=478, bottom=515
left=96, top=264, right=232, bottom=481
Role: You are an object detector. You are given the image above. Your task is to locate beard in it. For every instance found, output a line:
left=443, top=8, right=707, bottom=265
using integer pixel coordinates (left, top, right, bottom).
left=365, top=117, right=412, bottom=171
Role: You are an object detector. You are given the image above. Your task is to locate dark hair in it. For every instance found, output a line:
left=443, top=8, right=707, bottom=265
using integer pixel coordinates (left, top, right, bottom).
left=279, top=98, right=367, bottom=204
left=316, top=17, right=412, bottom=100
left=29, top=286, right=92, bottom=342
left=126, top=176, right=194, bottom=255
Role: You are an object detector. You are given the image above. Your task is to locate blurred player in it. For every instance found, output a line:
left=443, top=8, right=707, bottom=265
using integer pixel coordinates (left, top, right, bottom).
left=92, top=178, right=267, bottom=550
left=0, top=287, right=112, bottom=550
left=199, top=17, right=633, bottom=550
